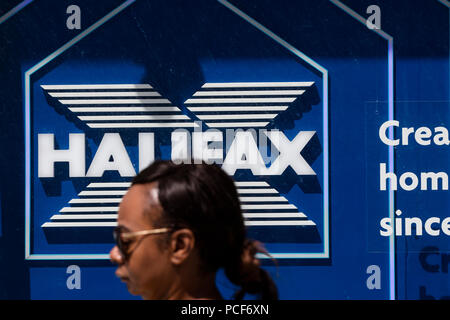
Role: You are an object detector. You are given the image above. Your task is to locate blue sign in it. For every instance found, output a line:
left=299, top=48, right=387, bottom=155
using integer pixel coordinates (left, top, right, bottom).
left=0, top=0, right=448, bottom=300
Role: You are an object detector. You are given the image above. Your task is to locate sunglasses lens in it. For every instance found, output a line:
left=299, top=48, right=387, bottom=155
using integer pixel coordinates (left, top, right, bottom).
left=113, top=227, right=126, bottom=258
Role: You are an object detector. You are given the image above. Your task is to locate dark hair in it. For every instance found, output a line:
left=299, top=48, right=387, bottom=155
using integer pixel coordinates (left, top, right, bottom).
left=132, top=160, right=278, bottom=300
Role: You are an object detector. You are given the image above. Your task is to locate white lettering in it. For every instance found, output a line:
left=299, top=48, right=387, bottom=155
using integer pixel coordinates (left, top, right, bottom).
left=421, top=172, right=448, bottom=190
left=379, top=120, right=399, bottom=146
left=171, top=130, right=191, bottom=164
left=379, top=120, right=449, bottom=146
left=86, top=133, right=136, bottom=177
left=138, top=133, right=154, bottom=172
left=379, top=163, right=396, bottom=191
left=380, top=214, right=450, bottom=237
left=380, top=217, right=393, bottom=236
left=192, top=130, right=223, bottom=164
left=425, top=217, right=441, bottom=236
left=399, top=172, right=419, bottom=191
left=38, top=133, right=85, bottom=178
left=366, top=265, right=381, bottom=289
left=434, top=127, right=449, bottom=145
left=38, top=129, right=320, bottom=179
left=222, top=131, right=267, bottom=175
left=181, top=304, right=215, bottom=317
left=264, top=130, right=316, bottom=175
left=415, top=127, right=432, bottom=145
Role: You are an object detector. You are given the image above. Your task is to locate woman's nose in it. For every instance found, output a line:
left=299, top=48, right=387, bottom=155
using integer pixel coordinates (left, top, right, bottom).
left=110, top=245, right=123, bottom=265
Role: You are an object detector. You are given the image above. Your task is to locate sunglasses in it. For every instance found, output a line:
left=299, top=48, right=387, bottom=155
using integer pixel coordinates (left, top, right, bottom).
left=113, top=226, right=171, bottom=260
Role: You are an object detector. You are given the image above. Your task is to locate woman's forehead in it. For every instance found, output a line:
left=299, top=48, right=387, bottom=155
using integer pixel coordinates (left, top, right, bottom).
left=117, top=183, right=162, bottom=229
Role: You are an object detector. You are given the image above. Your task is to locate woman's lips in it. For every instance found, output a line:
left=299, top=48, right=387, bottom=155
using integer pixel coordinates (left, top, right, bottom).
left=115, top=269, right=129, bottom=283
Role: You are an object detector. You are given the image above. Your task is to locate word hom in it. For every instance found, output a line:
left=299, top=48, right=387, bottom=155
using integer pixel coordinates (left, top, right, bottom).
left=379, top=163, right=448, bottom=191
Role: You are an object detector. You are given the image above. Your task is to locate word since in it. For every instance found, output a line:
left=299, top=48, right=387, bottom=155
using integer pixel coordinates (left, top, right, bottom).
left=380, top=210, right=450, bottom=237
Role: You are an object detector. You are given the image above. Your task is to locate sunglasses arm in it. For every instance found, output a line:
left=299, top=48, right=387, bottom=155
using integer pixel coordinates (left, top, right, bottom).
left=121, top=227, right=171, bottom=240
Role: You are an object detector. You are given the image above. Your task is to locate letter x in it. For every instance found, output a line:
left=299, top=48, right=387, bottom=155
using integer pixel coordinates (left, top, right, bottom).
left=264, top=130, right=316, bottom=175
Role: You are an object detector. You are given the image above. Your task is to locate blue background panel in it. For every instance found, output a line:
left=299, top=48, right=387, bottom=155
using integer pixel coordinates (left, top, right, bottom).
left=0, top=0, right=449, bottom=300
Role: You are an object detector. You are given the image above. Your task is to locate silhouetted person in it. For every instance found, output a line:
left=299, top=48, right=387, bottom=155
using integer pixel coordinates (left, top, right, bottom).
left=110, top=160, right=278, bottom=300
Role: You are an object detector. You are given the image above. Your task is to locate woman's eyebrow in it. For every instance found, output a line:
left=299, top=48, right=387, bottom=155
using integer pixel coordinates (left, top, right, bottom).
left=117, top=224, right=131, bottom=232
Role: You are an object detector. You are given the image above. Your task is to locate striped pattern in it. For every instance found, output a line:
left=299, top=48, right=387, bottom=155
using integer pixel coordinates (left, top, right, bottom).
left=185, top=82, right=314, bottom=128
left=235, top=181, right=314, bottom=226
left=41, top=84, right=198, bottom=129
left=41, top=180, right=315, bottom=229
left=41, top=182, right=127, bottom=228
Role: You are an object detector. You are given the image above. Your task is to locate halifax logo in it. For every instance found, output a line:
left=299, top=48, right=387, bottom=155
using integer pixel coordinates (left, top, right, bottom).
left=28, top=79, right=327, bottom=260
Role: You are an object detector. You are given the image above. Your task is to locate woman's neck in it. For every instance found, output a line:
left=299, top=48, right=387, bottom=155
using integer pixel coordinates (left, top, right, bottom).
left=167, top=272, right=223, bottom=300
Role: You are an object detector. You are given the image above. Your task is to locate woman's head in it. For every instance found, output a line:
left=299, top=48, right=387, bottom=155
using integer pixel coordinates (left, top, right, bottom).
left=110, top=182, right=176, bottom=299
left=110, top=160, right=278, bottom=300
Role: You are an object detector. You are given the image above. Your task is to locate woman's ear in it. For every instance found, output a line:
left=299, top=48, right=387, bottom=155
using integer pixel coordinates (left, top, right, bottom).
left=169, top=228, right=195, bottom=266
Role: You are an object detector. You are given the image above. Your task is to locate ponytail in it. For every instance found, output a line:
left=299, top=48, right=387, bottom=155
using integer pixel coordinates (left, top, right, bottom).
left=225, top=239, right=278, bottom=300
